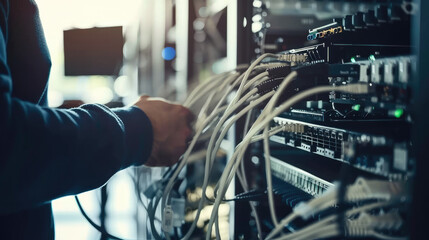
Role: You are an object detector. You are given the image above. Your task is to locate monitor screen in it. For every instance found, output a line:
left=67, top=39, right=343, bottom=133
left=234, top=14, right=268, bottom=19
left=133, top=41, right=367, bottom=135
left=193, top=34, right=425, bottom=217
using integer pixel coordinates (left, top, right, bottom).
left=63, top=26, right=124, bottom=76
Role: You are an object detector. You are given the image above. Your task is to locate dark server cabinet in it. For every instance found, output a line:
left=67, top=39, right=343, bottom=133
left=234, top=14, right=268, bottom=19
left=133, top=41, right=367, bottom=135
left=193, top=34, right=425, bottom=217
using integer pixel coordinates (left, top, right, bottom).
left=228, top=0, right=425, bottom=239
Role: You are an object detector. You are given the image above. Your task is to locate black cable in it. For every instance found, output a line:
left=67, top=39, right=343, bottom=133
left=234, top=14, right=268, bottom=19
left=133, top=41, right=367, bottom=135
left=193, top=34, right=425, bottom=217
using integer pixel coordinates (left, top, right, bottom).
left=337, top=158, right=356, bottom=239
left=100, top=185, right=108, bottom=240
left=75, top=195, right=126, bottom=240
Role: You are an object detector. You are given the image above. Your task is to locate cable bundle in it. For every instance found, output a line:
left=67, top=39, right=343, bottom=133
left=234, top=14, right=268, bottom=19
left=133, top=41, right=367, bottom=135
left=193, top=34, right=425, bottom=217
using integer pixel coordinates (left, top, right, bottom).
left=133, top=53, right=401, bottom=240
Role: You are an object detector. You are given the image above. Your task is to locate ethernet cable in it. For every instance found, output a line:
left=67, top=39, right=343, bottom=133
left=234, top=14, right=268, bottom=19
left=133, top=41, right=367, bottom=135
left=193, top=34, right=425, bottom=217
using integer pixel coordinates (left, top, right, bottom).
left=207, top=91, right=276, bottom=198
left=195, top=73, right=240, bottom=129
left=206, top=82, right=372, bottom=239
left=206, top=88, right=259, bottom=170
left=191, top=75, right=282, bottom=238
left=162, top=74, right=267, bottom=240
left=209, top=71, right=298, bottom=233
left=193, top=68, right=271, bottom=134
left=160, top=106, right=230, bottom=240
left=227, top=53, right=278, bottom=110
left=205, top=70, right=280, bottom=172
left=160, top=70, right=246, bottom=239
left=211, top=124, right=284, bottom=204
left=238, top=109, right=253, bottom=191
left=262, top=71, right=298, bottom=227
left=159, top=61, right=287, bottom=240
left=184, top=71, right=231, bottom=108
left=266, top=177, right=408, bottom=239
left=182, top=91, right=275, bottom=240
left=202, top=68, right=284, bottom=201
left=232, top=71, right=296, bottom=231
left=137, top=64, right=273, bottom=239
left=137, top=71, right=234, bottom=239
left=274, top=205, right=405, bottom=240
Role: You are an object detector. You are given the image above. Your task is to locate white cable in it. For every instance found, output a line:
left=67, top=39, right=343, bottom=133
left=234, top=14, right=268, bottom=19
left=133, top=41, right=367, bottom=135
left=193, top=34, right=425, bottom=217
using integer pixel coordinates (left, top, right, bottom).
left=228, top=53, right=278, bottom=109
left=280, top=211, right=406, bottom=240
left=207, top=124, right=284, bottom=240
left=194, top=73, right=240, bottom=130
left=207, top=90, right=274, bottom=194
left=211, top=124, right=284, bottom=199
left=235, top=166, right=264, bottom=240
left=205, top=91, right=276, bottom=239
left=370, top=232, right=408, bottom=240
left=258, top=71, right=298, bottom=227
left=160, top=105, right=229, bottom=239
left=272, top=200, right=400, bottom=240
left=291, top=224, right=337, bottom=240
left=165, top=88, right=261, bottom=240
left=248, top=83, right=371, bottom=140
left=239, top=109, right=253, bottom=191
left=210, top=92, right=278, bottom=197
left=250, top=126, right=284, bottom=142
left=208, top=83, right=371, bottom=240
left=184, top=72, right=231, bottom=108
left=249, top=72, right=298, bottom=228
left=167, top=69, right=261, bottom=239
left=243, top=71, right=269, bottom=90
left=209, top=90, right=274, bottom=174
left=204, top=68, right=277, bottom=169
left=206, top=88, right=259, bottom=172
left=203, top=71, right=268, bottom=169
left=167, top=62, right=342, bottom=239
left=264, top=124, right=278, bottom=226
left=155, top=62, right=285, bottom=239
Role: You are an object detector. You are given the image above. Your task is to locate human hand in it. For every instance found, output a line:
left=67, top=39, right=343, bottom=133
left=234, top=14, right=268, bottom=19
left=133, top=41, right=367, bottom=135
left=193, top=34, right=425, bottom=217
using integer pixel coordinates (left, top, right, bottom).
left=134, top=96, right=194, bottom=167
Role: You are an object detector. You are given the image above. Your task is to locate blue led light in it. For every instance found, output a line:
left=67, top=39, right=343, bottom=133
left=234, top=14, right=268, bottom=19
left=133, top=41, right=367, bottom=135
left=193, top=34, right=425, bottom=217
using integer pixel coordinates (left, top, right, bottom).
left=162, top=47, right=176, bottom=61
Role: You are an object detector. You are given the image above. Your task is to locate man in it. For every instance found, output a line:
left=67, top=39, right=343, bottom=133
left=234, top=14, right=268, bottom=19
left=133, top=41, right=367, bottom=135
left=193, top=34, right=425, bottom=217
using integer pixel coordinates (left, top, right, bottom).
left=0, top=0, right=193, bottom=238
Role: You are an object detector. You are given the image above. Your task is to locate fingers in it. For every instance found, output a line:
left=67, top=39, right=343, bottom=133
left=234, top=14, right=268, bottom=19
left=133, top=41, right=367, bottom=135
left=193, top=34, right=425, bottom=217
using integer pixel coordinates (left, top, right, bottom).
left=164, top=109, right=193, bottom=166
left=142, top=102, right=195, bottom=167
left=182, top=106, right=195, bottom=123
left=139, top=95, right=150, bottom=101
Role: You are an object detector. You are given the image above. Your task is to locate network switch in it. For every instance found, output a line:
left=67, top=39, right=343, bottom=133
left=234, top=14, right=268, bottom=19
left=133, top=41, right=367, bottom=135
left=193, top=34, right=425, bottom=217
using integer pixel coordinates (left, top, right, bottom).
left=269, top=116, right=410, bottom=179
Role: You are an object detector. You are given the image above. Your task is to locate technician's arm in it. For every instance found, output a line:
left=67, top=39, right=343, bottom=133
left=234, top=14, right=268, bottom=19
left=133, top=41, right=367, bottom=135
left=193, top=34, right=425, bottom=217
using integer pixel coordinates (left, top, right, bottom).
left=0, top=3, right=191, bottom=215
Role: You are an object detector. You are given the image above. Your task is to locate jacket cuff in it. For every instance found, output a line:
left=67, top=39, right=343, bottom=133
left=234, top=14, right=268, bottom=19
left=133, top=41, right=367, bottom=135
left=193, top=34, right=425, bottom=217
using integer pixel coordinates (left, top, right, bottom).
left=112, top=106, right=153, bottom=168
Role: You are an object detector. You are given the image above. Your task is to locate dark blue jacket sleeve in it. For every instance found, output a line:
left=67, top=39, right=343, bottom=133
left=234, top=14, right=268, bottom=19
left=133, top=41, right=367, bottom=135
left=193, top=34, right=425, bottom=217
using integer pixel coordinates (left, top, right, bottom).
left=0, top=1, right=153, bottom=215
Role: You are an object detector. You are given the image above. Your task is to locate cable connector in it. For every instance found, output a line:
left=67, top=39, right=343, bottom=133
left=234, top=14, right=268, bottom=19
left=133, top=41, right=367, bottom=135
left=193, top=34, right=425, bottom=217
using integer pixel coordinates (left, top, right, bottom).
left=348, top=211, right=404, bottom=232
left=345, top=211, right=404, bottom=238
left=293, top=184, right=338, bottom=220
left=293, top=177, right=407, bottom=220
left=335, top=83, right=374, bottom=94
left=266, top=65, right=292, bottom=78
left=171, top=197, right=186, bottom=227
left=144, top=180, right=164, bottom=198
left=277, top=53, right=308, bottom=63
left=346, top=177, right=408, bottom=202
left=256, top=78, right=283, bottom=95
left=162, top=205, right=174, bottom=233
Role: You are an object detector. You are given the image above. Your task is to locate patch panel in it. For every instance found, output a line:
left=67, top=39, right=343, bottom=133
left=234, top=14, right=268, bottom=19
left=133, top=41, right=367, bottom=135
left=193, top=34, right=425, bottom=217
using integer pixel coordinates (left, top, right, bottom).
left=269, top=116, right=410, bottom=179
left=270, top=156, right=333, bottom=197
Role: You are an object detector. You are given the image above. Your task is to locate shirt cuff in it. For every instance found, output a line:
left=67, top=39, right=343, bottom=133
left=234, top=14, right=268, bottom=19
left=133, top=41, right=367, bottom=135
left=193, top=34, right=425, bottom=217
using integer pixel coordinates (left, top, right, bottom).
left=112, top=106, right=153, bottom=168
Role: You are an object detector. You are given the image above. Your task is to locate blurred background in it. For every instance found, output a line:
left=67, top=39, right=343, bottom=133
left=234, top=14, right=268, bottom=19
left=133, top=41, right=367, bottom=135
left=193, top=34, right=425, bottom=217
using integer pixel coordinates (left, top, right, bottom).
left=37, top=0, right=230, bottom=239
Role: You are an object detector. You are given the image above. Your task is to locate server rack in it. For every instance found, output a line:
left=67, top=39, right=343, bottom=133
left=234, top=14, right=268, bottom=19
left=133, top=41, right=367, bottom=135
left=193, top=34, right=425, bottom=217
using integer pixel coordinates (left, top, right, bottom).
left=226, top=0, right=425, bottom=239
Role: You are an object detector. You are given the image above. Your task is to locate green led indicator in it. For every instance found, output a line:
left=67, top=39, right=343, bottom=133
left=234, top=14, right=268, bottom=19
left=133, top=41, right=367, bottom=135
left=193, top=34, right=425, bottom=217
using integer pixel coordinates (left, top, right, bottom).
left=394, top=109, right=404, bottom=118
left=369, top=55, right=376, bottom=61
left=352, top=104, right=361, bottom=111
left=350, top=57, right=356, bottom=63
